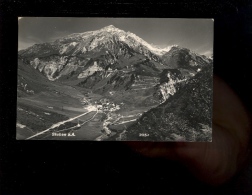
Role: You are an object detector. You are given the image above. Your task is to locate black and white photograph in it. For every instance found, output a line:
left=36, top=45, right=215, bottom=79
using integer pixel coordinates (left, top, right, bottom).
left=17, top=17, right=213, bottom=141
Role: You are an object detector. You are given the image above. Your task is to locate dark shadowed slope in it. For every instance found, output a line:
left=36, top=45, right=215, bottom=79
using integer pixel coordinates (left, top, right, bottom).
left=123, top=65, right=213, bottom=141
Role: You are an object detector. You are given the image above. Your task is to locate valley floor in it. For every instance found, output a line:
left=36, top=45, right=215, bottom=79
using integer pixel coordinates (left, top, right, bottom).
left=16, top=81, right=154, bottom=141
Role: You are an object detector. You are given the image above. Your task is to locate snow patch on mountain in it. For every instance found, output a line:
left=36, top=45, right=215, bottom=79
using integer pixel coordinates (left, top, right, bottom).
left=30, top=56, right=69, bottom=80
left=99, top=25, right=124, bottom=34
left=158, top=72, right=186, bottom=103
left=122, top=32, right=175, bottom=56
left=78, top=61, right=103, bottom=79
left=31, top=58, right=40, bottom=69
left=59, top=42, right=79, bottom=54
left=44, top=63, right=60, bottom=81
left=88, top=36, right=106, bottom=50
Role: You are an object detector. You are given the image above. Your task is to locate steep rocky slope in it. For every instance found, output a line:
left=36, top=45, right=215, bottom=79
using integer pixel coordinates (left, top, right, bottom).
left=123, top=65, right=213, bottom=141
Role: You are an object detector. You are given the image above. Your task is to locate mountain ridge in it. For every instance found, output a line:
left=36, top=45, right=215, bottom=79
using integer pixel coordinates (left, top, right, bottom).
left=19, top=25, right=211, bottom=58
left=18, top=25, right=211, bottom=82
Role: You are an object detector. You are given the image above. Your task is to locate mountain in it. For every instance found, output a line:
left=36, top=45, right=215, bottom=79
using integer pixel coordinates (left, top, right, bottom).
left=18, top=25, right=164, bottom=81
left=17, top=57, right=51, bottom=97
left=121, top=65, right=213, bottom=141
left=162, top=46, right=211, bottom=68
left=18, top=25, right=211, bottom=75
left=18, top=25, right=211, bottom=99
left=17, top=25, right=213, bottom=141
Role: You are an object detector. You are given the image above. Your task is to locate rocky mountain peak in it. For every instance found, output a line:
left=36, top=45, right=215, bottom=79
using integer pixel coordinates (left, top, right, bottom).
left=97, top=25, right=124, bottom=35
left=101, top=25, right=118, bottom=30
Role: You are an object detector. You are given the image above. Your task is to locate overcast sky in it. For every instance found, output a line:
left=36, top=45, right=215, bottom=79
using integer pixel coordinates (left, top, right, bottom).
left=18, top=17, right=213, bottom=56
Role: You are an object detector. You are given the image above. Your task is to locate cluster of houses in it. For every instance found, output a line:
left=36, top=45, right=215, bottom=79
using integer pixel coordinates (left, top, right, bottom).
left=95, top=98, right=120, bottom=113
